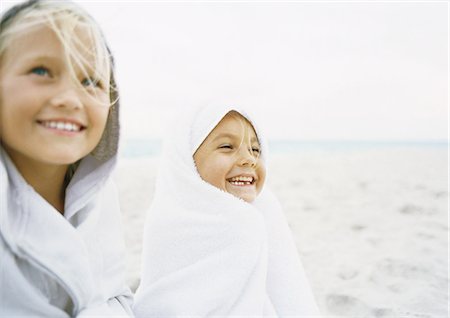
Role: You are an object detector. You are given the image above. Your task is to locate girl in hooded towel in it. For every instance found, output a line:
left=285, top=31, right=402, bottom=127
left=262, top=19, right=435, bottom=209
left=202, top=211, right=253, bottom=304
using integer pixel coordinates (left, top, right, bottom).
left=0, top=0, right=132, bottom=316
left=134, top=104, right=320, bottom=317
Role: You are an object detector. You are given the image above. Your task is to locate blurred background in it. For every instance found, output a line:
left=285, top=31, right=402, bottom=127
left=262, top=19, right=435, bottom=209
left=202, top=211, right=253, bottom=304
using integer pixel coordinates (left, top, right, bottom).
left=2, top=1, right=447, bottom=316
left=3, top=0, right=446, bottom=147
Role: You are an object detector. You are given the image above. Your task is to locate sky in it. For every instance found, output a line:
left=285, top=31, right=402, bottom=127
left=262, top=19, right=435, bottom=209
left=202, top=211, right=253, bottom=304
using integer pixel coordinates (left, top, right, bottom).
left=1, top=1, right=448, bottom=141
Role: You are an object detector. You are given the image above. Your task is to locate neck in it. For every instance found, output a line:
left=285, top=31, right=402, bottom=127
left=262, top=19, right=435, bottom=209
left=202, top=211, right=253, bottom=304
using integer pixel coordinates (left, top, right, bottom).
left=6, top=153, right=68, bottom=214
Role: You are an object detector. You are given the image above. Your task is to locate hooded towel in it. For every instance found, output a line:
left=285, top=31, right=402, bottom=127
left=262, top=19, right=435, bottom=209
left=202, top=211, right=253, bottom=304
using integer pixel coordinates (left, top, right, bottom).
left=133, top=104, right=319, bottom=317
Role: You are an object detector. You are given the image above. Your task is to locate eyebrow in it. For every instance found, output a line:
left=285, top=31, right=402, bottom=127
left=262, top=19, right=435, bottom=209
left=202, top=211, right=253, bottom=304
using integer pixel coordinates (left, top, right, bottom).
left=21, top=54, right=62, bottom=65
left=212, top=133, right=258, bottom=143
left=22, top=54, right=100, bottom=77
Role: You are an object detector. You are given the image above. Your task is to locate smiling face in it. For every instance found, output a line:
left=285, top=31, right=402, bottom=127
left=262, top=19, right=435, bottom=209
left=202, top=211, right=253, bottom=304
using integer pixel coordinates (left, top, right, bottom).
left=193, top=111, right=266, bottom=203
left=0, top=24, right=110, bottom=172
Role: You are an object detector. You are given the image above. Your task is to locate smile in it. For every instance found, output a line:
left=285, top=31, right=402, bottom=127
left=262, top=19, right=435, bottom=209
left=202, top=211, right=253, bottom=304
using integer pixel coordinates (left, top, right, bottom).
left=227, top=176, right=255, bottom=186
left=37, top=120, right=85, bottom=132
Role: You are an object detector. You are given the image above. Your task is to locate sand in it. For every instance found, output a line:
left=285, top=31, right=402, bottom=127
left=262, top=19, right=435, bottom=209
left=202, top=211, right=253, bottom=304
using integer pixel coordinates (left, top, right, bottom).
left=114, top=146, right=448, bottom=317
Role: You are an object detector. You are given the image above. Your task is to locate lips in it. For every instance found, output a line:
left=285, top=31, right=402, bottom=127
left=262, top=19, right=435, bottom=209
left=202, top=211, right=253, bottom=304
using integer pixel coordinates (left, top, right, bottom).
left=37, top=119, right=86, bottom=132
left=227, top=175, right=256, bottom=186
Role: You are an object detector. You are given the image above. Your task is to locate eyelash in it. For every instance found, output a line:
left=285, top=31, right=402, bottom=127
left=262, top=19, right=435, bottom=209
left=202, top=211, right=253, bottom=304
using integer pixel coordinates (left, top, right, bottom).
left=30, top=66, right=51, bottom=77
left=81, top=77, right=103, bottom=89
left=29, top=66, right=103, bottom=89
left=218, top=144, right=261, bottom=154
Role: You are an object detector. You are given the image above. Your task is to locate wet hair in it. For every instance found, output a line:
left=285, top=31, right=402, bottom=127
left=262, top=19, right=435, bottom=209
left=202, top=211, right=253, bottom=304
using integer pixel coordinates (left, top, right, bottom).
left=0, top=0, right=120, bottom=181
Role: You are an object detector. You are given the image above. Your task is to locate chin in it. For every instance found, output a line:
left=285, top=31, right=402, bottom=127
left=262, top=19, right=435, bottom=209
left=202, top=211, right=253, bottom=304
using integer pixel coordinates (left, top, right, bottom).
left=223, top=185, right=257, bottom=203
left=238, top=194, right=256, bottom=203
left=41, top=152, right=86, bottom=165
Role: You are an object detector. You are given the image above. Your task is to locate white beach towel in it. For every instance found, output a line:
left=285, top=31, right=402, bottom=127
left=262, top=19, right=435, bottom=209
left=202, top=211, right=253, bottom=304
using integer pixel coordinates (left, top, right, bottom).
left=133, top=104, right=320, bottom=317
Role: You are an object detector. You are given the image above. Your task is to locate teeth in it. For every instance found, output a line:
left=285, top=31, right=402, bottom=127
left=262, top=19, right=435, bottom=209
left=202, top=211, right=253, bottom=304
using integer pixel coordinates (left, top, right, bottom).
left=228, top=176, right=254, bottom=186
left=230, top=176, right=253, bottom=182
left=229, top=181, right=252, bottom=186
left=42, top=121, right=81, bottom=132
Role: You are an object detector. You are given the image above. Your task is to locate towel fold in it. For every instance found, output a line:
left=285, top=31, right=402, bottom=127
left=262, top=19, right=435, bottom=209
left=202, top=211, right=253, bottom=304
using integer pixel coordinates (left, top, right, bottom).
left=134, top=104, right=320, bottom=317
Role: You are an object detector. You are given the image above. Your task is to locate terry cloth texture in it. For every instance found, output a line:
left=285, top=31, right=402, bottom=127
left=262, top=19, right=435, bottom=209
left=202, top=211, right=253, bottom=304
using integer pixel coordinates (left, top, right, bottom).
left=0, top=149, right=133, bottom=317
left=133, top=104, right=320, bottom=317
left=91, top=70, right=120, bottom=162
left=0, top=70, right=132, bottom=317
left=0, top=1, right=130, bottom=315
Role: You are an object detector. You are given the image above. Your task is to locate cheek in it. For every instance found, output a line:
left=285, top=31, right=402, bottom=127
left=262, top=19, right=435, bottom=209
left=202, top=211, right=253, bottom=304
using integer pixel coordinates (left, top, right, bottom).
left=0, top=97, right=28, bottom=139
left=0, top=80, right=36, bottom=131
left=196, top=155, right=229, bottom=190
left=88, top=107, right=109, bottom=141
left=256, top=164, right=266, bottom=191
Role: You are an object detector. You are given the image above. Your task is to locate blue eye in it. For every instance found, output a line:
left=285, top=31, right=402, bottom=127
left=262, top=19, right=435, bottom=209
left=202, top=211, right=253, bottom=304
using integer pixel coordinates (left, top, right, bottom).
left=30, top=66, right=50, bottom=77
left=81, top=77, right=102, bottom=88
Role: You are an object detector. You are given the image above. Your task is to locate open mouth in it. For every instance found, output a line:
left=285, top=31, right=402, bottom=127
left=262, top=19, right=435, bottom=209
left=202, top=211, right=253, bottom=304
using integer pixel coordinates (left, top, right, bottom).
left=227, top=176, right=255, bottom=186
left=37, top=120, right=86, bottom=133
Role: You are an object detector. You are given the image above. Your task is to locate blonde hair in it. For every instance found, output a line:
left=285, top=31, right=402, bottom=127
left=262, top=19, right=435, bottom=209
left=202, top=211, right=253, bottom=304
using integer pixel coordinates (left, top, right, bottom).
left=0, top=0, right=121, bottom=183
left=0, top=0, right=117, bottom=106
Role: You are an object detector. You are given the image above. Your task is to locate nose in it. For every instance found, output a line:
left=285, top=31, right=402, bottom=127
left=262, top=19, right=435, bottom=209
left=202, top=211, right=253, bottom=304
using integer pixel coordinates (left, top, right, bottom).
left=238, top=146, right=257, bottom=167
left=49, top=83, right=83, bottom=110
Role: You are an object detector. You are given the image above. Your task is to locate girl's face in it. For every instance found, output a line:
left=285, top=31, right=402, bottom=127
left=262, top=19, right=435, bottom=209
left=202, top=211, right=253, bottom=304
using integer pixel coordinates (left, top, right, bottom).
left=193, top=112, right=266, bottom=203
left=0, top=24, right=110, bottom=170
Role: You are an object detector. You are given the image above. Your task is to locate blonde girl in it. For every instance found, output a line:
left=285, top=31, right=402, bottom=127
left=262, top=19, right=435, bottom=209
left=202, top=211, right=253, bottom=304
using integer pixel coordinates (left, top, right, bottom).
left=134, top=104, right=319, bottom=317
left=0, top=0, right=132, bottom=316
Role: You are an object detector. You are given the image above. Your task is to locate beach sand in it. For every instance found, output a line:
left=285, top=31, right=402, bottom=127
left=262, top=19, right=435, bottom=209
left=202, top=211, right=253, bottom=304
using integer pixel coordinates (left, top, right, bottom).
left=114, top=147, right=448, bottom=317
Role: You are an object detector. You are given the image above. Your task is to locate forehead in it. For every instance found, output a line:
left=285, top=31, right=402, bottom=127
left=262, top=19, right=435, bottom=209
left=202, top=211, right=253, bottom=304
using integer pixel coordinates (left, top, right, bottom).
left=209, top=112, right=258, bottom=141
left=4, top=25, right=62, bottom=59
left=3, top=23, right=101, bottom=71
